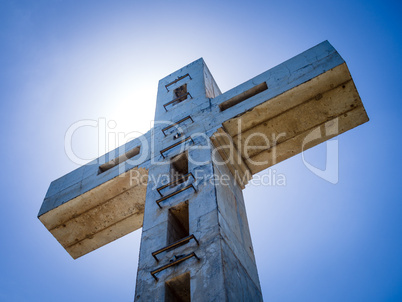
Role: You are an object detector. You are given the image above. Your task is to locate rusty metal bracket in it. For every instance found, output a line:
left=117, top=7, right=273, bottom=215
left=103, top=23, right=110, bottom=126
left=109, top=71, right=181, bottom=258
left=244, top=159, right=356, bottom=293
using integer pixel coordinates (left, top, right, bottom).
left=165, top=73, right=192, bottom=92
left=155, top=184, right=196, bottom=208
left=151, top=252, right=200, bottom=281
left=152, top=234, right=199, bottom=261
left=160, top=136, right=194, bottom=159
left=163, top=92, right=193, bottom=111
left=161, top=115, right=194, bottom=136
left=156, top=172, right=195, bottom=197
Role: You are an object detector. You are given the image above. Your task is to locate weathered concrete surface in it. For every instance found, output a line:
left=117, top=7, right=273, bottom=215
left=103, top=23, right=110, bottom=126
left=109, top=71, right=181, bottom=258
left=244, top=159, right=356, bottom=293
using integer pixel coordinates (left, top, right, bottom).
left=39, top=167, right=148, bottom=259
left=134, top=58, right=263, bottom=301
left=134, top=146, right=262, bottom=301
left=213, top=150, right=262, bottom=299
left=38, top=40, right=369, bottom=300
left=212, top=62, right=368, bottom=174
left=39, top=131, right=152, bottom=217
left=210, top=127, right=252, bottom=189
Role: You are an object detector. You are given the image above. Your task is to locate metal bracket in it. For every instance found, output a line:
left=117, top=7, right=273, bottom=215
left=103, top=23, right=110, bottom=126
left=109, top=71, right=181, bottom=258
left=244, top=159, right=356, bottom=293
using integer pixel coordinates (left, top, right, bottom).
left=156, top=184, right=196, bottom=208
left=165, top=73, right=192, bottom=92
left=152, top=234, right=199, bottom=261
left=151, top=252, right=200, bottom=281
left=161, top=115, right=194, bottom=136
left=163, top=92, right=193, bottom=111
left=160, top=136, right=194, bottom=159
left=156, top=173, right=195, bottom=197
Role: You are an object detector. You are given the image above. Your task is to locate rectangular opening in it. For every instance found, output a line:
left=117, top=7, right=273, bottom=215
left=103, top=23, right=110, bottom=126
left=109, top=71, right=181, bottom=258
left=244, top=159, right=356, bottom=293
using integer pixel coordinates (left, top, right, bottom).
left=165, top=272, right=191, bottom=302
left=167, top=201, right=189, bottom=245
left=163, top=84, right=193, bottom=111
left=170, top=152, right=188, bottom=186
left=219, top=82, right=268, bottom=111
left=172, top=84, right=188, bottom=105
left=98, top=146, right=140, bottom=173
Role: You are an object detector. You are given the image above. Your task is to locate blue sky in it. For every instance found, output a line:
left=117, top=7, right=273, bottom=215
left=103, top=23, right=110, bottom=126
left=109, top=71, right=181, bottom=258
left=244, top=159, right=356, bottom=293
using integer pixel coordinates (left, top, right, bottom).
left=1, top=0, right=401, bottom=301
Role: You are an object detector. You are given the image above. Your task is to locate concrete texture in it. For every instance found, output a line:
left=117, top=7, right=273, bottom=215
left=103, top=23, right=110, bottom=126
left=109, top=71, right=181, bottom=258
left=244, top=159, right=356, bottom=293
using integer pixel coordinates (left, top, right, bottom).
left=39, top=167, right=148, bottom=259
left=38, top=40, right=368, bottom=300
left=217, top=62, right=368, bottom=174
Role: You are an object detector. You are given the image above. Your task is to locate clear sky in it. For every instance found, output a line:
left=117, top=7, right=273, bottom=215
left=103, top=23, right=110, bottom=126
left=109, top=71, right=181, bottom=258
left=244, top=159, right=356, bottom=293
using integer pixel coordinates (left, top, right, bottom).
left=1, top=0, right=401, bottom=301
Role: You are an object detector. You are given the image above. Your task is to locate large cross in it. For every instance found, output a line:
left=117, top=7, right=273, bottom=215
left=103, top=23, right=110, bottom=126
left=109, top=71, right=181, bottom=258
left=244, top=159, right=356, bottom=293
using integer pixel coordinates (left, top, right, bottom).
left=38, top=41, right=368, bottom=301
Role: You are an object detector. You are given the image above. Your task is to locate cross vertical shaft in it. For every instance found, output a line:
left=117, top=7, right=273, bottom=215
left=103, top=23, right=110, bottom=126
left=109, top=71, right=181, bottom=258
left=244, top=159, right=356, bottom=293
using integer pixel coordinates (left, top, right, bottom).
left=134, top=59, right=262, bottom=301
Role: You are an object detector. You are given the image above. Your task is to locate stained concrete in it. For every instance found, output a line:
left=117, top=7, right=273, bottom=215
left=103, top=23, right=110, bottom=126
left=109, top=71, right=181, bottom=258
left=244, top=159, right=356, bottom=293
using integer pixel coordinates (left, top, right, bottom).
left=216, top=62, right=368, bottom=174
left=39, top=167, right=148, bottom=259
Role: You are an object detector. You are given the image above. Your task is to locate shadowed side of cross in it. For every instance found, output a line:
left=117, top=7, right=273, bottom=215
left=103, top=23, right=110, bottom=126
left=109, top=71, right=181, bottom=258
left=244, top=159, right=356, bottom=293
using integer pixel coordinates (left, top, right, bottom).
left=38, top=40, right=368, bottom=260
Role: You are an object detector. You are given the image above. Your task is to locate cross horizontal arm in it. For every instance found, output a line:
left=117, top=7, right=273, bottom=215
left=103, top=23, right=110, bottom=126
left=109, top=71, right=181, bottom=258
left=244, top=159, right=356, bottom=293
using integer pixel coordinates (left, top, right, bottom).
left=38, top=40, right=368, bottom=261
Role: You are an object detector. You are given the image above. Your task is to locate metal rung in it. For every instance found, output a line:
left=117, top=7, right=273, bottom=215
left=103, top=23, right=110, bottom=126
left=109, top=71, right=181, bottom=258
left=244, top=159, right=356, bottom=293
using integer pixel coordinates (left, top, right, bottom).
left=156, top=184, right=196, bottom=208
left=151, top=252, right=200, bottom=281
left=152, top=234, right=199, bottom=261
left=160, top=136, right=194, bottom=159
left=161, top=115, right=194, bottom=136
left=156, top=172, right=195, bottom=197
left=165, top=73, right=192, bottom=92
left=163, top=92, right=193, bottom=111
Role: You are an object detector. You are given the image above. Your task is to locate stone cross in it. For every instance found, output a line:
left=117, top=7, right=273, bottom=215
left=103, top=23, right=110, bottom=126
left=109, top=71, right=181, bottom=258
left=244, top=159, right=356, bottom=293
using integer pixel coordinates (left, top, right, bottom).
left=38, top=41, right=368, bottom=301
